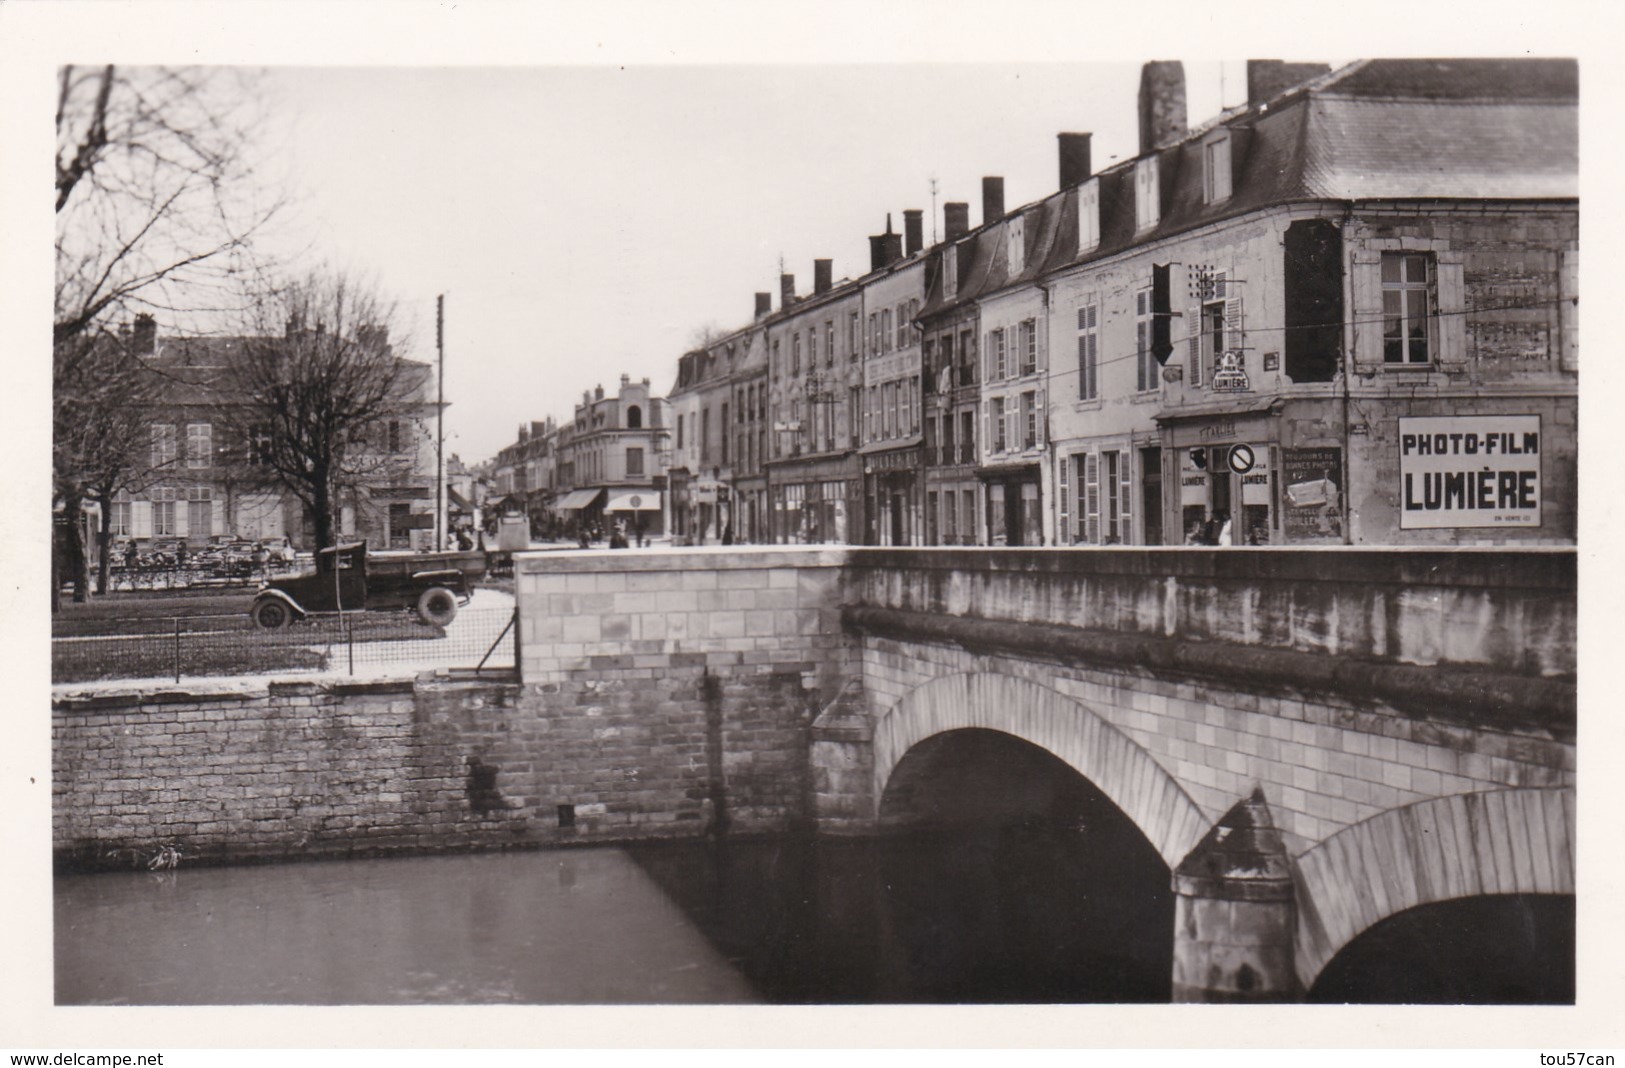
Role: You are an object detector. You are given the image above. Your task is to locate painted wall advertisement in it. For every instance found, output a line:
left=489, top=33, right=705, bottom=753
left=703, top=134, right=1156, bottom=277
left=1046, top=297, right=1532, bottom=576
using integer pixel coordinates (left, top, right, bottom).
left=1282, top=446, right=1343, bottom=542
left=1398, top=415, right=1541, bottom=529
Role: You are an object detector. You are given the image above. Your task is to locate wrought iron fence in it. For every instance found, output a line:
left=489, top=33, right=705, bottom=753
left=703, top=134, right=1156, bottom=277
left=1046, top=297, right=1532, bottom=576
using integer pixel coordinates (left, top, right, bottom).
left=52, top=603, right=518, bottom=685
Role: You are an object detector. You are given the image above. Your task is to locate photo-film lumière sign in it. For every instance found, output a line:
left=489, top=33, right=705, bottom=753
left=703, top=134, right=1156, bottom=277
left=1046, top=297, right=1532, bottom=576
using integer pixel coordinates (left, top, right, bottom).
left=1398, top=416, right=1541, bottom=529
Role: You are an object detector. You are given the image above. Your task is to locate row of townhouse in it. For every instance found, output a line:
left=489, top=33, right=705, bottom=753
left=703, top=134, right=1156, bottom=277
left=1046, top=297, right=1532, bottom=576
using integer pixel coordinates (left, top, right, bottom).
left=486, top=377, right=672, bottom=540
left=94, top=316, right=442, bottom=552
left=664, top=57, right=1578, bottom=548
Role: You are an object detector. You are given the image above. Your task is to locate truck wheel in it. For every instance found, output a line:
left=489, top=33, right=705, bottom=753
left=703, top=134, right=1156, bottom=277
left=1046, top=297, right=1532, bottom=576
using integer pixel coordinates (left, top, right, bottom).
left=252, top=597, right=291, bottom=630
left=417, top=587, right=458, bottom=627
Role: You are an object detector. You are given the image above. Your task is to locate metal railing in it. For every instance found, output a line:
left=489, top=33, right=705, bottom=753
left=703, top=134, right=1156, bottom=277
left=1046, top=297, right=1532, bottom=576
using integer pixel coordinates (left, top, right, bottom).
left=52, top=603, right=518, bottom=685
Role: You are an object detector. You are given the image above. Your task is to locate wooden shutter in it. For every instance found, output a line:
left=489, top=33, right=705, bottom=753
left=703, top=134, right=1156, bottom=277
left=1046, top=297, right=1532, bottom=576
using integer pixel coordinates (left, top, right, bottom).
left=1349, top=250, right=1384, bottom=372
left=1436, top=252, right=1466, bottom=369
left=1187, top=299, right=1202, bottom=386
left=1559, top=248, right=1578, bottom=371
left=1083, top=453, right=1100, bottom=544
left=1036, top=387, right=1046, bottom=447
left=133, top=501, right=152, bottom=538
left=1120, top=453, right=1134, bottom=540
left=1058, top=455, right=1071, bottom=545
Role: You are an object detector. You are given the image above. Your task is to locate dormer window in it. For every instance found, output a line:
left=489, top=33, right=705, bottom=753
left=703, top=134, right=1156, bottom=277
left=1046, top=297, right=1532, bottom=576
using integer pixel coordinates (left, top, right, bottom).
left=1077, top=179, right=1100, bottom=253
left=1007, top=215, right=1025, bottom=272
left=1134, top=156, right=1160, bottom=232
left=944, top=245, right=959, bottom=298
left=1203, top=132, right=1233, bottom=204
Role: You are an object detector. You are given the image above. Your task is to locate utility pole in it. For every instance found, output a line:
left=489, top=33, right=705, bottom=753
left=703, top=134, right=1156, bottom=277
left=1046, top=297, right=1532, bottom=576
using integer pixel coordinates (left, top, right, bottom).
left=436, top=294, right=445, bottom=552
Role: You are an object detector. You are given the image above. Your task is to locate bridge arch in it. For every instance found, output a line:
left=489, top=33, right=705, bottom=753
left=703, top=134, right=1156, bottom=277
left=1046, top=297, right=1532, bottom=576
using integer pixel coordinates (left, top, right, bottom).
left=871, top=671, right=1210, bottom=868
left=1293, top=787, right=1575, bottom=990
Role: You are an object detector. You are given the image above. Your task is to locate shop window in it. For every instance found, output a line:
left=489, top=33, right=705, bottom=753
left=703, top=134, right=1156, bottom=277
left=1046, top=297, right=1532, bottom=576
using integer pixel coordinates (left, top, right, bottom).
left=1383, top=252, right=1436, bottom=364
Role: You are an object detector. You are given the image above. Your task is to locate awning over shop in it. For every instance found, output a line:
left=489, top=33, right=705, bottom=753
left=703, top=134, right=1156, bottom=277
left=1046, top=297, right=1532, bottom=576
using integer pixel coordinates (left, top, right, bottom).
left=447, top=487, right=471, bottom=513
left=554, top=488, right=604, bottom=511
left=604, top=489, right=663, bottom=512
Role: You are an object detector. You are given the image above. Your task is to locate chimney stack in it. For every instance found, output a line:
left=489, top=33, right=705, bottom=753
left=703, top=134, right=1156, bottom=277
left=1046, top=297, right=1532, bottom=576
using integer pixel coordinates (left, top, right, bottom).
left=903, top=209, right=924, bottom=257
left=1246, top=60, right=1330, bottom=107
left=595, top=384, right=605, bottom=401
left=780, top=273, right=796, bottom=309
left=1138, top=61, right=1187, bottom=154
left=132, top=313, right=157, bottom=355
left=621, top=373, right=630, bottom=387
left=1058, top=132, right=1093, bottom=189
left=814, top=258, right=833, bottom=294
left=982, top=177, right=1005, bottom=224
left=943, top=202, right=970, bottom=242
left=754, top=291, right=772, bottom=318
left=868, top=214, right=903, bottom=271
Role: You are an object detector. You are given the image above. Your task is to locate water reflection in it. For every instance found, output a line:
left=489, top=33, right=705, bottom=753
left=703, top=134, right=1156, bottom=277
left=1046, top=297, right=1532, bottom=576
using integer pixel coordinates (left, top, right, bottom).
left=55, top=850, right=759, bottom=1005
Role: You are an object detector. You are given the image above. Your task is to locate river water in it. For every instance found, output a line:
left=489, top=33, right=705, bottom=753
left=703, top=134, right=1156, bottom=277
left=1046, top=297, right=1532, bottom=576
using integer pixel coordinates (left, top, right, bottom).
left=55, top=822, right=1174, bottom=1005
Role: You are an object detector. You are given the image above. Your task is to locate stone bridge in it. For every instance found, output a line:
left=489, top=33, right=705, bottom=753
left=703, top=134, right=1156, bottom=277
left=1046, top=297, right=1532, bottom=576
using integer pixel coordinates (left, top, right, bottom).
left=53, top=544, right=1575, bottom=1002
left=514, top=545, right=1575, bottom=1001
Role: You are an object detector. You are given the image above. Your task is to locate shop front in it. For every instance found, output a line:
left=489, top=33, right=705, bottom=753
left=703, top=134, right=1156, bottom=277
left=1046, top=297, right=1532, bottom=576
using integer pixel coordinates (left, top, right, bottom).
left=1160, top=403, right=1346, bottom=546
left=977, top=463, right=1042, bottom=546
left=604, top=488, right=664, bottom=541
left=768, top=455, right=857, bottom=545
left=860, top=441, right=923, bottom=546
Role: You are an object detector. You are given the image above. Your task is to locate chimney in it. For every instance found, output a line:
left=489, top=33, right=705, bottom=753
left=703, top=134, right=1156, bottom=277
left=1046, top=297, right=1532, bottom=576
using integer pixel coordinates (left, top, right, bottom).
left=131, top=314, right=157, bottom=355
left=943, top=201, right=970, bottom=242
left=754, top=291, right=772, bottom=318
left=1246, top=60, right=1331, bottom=107
left=903, top=209, right=924, bottom=256
left=1138, top=61, right=1187, bottom=154
left=868, top=214, right=903, bottom=271
left=814, top=258, right=833, bottom=294
left=595, top=384, right=604, bottom=401
left=982, top=177, right=1005, bottom=224
left=1058, top=132, right=1093, bottom=189
left=780, top=273, right=796, bottom=309
left=621, top=373, right=630, bottom=387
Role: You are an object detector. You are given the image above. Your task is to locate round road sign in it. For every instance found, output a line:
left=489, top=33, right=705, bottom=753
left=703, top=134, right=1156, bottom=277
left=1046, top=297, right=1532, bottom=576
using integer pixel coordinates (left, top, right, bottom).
left=1227, top=443, right=1256, bottom=474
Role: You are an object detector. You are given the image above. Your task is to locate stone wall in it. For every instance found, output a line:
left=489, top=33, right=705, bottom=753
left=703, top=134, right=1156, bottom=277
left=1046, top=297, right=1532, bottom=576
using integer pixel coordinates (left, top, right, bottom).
left=54, top=547, right=856, bottom=869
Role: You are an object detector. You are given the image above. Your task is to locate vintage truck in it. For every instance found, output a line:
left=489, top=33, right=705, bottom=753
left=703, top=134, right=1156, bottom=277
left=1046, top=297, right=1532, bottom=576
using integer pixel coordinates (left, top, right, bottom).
left=248, top=541, right=485, bottom=629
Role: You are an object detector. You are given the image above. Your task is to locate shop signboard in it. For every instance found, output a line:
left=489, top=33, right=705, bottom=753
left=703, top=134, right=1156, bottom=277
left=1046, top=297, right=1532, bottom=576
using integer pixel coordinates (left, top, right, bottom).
left=1398, top=416, right=1540, bottom=529
left=1282, top=446, right=1343, bottom=542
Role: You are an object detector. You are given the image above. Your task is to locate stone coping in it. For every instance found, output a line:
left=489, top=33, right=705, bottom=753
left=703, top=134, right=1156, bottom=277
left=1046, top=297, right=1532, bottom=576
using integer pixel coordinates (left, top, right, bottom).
left=52, top=676, right=419, bottom=711
left=513, top=544, right=1575, bottom=589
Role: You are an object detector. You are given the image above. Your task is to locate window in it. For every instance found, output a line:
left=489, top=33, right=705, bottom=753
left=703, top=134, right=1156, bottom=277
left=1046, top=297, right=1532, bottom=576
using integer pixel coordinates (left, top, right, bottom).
left=882, top=309, right=893, bottom=353
left=1188, top=270, right=1241, bottom=387
left=1077, top=179, right=1100, bottom=253
left=909, top=375, right=921, bottom=433
left=808, top=327, right=819, bottom=367
left=626, top=447, right=644, bottom=476
left=991, top=396, right=1007, bottom=452
left=1019, top=319, right=1038, bottom=376
left=989, top=328, right=1006, bottom=381
left=940, top=412, right=955, bottom=465
left=895, top=304, right=908, bottom=350
left=1058, top=455, right=1072, bottom=544
left=187, top=485, right=212, bottom=537
left=944, top=245, right=959, bottom=298
left=1021, top=391, right=1037, bottom=449
left=1135, top=290, right=1157, bottom=392
left=849, top=311, right=860, bottom=360
left=186, top=423, right=211, bottom=468
left=961, top=410, right=975, bottom=464
left=626, top=405, right=643, bottom=429
left=792, top=332, right=802, bottom=375
left=1203, top=134, right=1232, bottom=204
left=1134, top=156, right=1160, bottom=231
left=1078, top=304, right=1099, bottom=400
left=677, top=414, right=684, bottom=450
left=720, top=403, right=728, bottom=462
left=151, top=423, right=176, bottom=469
left=868, top=313, right=879, bottom=357
left=866, top=385, right=878, bottom=442
left=152, top=487, right=176, bottom=537
left=960, top=329, right=976, bottom=385
left=110, top=493, right=131, bottom=537
left=1008, top=215, right=1025, bottom=271
left=824, top=321, right=834, bottom=366
left=1081, top=455, right=1099, bottom=543
left=1383, top=252, right=1436, bottom=364
left=772, top=338, right=780, bottom=373
left=701, top=408, right=710, bottom=462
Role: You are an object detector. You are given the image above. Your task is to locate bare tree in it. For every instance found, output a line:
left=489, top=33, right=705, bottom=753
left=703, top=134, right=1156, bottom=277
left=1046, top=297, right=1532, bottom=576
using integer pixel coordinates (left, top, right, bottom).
left=222, top=271, right=428, bottom=552
left=54, top=65, right=280, bottom=605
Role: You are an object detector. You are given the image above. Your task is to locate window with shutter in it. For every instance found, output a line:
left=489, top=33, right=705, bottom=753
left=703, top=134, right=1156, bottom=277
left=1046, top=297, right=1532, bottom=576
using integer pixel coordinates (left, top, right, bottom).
left=1135, top=156, right=1160, bottom=231
left=1381, top=253, right=1435, bottom=364
left=1078, top=179, right=1100, bottom=253
left=1020, top=319, right=1037, bottom=375
left=1121, top=452, right=1134, bottom=542
left=1078, top=304, right=1099, bottom=400
left=1187, top=296, right=1203, bottom=386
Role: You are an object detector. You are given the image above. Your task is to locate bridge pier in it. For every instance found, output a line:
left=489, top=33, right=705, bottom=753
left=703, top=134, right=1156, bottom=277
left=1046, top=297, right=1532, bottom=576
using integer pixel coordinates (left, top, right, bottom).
left=1172, top=789, right=1300, bottom=1002
left=809, top=684, right=877, bottom=835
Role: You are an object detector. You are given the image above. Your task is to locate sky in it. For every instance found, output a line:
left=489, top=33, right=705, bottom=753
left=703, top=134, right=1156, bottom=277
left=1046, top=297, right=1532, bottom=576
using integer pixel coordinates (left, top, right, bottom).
left=258, top=60, right=1266, bottom=465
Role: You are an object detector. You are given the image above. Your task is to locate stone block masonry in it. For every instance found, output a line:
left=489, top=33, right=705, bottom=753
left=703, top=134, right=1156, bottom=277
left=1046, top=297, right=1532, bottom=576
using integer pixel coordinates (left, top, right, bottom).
left=54, top=547, right=857, bottom=870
